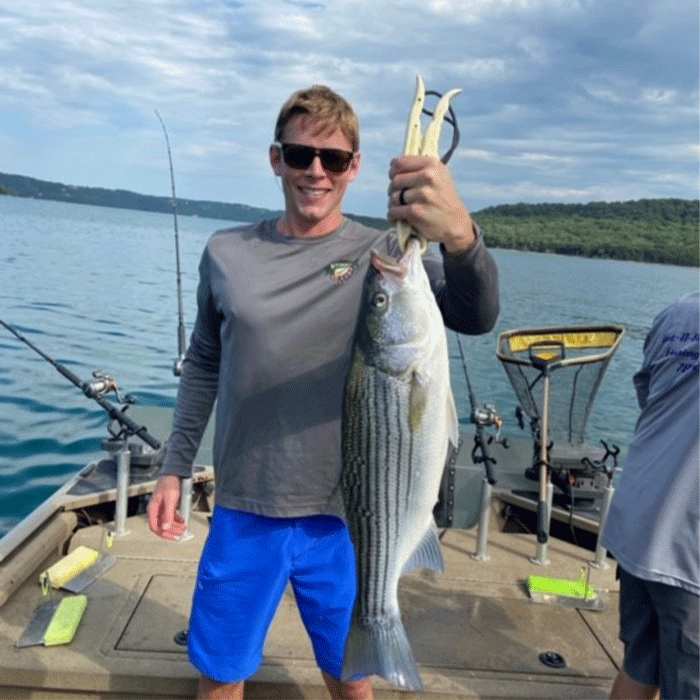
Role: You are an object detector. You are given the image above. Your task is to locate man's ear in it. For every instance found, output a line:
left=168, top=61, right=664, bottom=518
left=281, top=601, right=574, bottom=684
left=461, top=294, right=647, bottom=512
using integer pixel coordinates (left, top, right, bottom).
left=347, top=151, right=361, bottom=182
left=270, top=145, right=282, bottom=176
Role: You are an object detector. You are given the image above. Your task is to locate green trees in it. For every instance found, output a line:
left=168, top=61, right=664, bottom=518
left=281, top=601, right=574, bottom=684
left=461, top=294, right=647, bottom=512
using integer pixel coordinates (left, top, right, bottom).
left=1, top=171, right=697, bottom=266
left=474, top=200, right=699, bottom=267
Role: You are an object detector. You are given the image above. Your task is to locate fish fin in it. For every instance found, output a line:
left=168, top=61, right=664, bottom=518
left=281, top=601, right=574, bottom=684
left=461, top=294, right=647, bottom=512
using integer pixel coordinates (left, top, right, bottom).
left=401, top=520, right=444, bottom=576
left=342, top=615, right=424, bottom=692
left=408, top=372, right=429, bottom=432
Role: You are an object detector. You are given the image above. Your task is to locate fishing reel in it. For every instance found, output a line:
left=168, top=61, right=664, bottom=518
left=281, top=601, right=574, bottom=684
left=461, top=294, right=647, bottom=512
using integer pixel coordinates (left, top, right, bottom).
left=471, top=403, right=508, bottom=451
left=83, top=371, right=133, bottom=405
left=174, top=355, right=185, bottom=377
left=471, top=404, right=503, bottom=436
left=469, top=403, right=507, bottom=489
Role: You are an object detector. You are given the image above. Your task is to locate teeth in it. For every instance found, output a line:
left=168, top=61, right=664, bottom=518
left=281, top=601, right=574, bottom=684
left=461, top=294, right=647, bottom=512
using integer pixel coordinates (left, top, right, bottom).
left=301, top=188, right=326, bottom=195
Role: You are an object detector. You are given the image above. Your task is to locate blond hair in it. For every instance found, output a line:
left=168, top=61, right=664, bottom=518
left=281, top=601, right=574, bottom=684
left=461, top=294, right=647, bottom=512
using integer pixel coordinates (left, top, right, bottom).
left=274, top=85, right=360, bottom=152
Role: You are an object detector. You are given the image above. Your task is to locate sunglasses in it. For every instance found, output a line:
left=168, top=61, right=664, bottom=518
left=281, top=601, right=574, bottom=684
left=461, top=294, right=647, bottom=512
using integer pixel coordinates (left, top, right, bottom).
left=277, top=143, right=355, bottom=174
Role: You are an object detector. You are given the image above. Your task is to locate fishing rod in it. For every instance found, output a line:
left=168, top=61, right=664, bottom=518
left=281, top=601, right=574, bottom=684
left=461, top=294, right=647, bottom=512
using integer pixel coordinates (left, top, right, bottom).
left=155, top=110, right=187, bottom=376
left=454, top=333, right=501, bottom=486
left=0, top=319, right=162, bottom=450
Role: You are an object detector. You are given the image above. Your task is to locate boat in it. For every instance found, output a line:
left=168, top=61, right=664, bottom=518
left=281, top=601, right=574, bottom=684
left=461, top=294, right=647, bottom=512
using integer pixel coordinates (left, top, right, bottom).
left=2, top=107, right=631, bottom=696
left=0, top=321, right=628, bottom=699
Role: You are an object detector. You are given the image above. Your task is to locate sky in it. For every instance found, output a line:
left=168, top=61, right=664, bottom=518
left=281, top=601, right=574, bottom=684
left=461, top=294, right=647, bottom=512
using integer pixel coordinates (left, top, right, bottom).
left=1, top=0, right=698, bottom=218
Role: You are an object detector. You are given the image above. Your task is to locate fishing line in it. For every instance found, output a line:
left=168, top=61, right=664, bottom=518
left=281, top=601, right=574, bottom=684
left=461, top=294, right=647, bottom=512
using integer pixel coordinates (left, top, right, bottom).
left=454, top=332, right=478, bottom=415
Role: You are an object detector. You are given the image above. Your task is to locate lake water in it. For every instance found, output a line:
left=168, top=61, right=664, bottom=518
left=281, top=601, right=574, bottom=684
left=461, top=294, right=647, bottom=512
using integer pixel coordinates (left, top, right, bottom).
left=0, top=196, right=697, bottom=537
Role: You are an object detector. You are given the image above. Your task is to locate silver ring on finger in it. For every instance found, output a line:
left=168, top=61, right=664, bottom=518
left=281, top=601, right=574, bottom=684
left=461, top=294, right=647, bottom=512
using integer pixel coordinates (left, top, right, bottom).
left=399, top=188, right=408, bottom=206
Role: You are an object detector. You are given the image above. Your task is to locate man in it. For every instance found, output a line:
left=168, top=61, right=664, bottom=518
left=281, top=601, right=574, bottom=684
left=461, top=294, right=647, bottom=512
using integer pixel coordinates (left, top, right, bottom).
left=148, top=85, right=499, bottom=700
left=601, top=291, right=699, bottom=700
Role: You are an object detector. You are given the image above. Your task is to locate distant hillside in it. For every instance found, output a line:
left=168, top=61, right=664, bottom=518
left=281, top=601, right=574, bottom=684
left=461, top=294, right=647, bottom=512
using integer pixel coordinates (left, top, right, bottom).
left=1, top=172, right=697, bottom=265
left=474, top=199, right=698, bottom=266
left=0, top=171, right=388, bottom=230
left=0, top=171, right=281, bottom=223
left=477, top=199, right=698, bottom=223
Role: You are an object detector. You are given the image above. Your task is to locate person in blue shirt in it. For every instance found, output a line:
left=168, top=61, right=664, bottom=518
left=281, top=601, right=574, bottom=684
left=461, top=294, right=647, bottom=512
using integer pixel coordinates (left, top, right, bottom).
left=601, top=291, right=699, bottom=700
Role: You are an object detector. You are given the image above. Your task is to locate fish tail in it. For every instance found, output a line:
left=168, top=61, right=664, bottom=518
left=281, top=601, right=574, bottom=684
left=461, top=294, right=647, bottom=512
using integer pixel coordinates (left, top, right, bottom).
left=342, top=616, right=424, bottom=692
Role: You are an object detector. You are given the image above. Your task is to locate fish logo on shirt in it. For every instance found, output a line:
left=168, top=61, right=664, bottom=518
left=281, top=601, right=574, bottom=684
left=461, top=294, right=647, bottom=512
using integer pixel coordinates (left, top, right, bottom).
left=325, top=260, right=358, bottom=284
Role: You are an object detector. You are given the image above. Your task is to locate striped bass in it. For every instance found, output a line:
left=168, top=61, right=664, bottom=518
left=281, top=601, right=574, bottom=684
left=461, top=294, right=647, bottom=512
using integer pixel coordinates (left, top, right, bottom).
left=340, top=237, right=459, bottom=691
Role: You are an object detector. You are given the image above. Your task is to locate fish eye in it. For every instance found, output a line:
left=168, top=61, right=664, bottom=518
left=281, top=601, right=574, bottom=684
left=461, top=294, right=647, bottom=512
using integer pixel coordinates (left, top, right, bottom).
left=372, top=292, right=388, bottom=309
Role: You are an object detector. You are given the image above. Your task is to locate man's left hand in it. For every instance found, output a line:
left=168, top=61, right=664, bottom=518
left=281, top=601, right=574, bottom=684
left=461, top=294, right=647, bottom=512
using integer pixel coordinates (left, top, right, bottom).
left=388, top=155, right=476, bottom=254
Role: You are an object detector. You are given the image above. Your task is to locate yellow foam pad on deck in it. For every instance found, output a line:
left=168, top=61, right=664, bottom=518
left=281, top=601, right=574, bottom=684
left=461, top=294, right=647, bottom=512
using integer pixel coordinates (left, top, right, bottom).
left=40, top=546, right=100, bottom=589
left=43, top=595, right=87, bottom=646
left=527, top=574, right=596, bottom=600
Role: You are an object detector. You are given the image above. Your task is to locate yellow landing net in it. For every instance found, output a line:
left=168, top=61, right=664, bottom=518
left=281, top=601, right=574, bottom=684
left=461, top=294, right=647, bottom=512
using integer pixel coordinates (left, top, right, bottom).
left=496, top=324, right=625, bottom=444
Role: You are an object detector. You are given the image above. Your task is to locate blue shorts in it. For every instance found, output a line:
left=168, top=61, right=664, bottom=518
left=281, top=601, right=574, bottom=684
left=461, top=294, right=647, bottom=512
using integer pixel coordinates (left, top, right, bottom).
left=188, top=507, right=357, bottom=683
left=618, top=566, right=699, bottom=700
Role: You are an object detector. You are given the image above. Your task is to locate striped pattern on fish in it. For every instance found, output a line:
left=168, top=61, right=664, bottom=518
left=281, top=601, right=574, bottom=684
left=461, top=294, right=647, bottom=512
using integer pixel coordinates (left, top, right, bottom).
left=340, top=237, right=458, bottom=691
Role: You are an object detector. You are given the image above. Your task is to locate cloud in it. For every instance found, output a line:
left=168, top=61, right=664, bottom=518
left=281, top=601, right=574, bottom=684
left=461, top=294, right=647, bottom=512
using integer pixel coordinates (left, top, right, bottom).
left=461, top=148, right=576, bottom=168
left=0, top=0, right=696, bottom=214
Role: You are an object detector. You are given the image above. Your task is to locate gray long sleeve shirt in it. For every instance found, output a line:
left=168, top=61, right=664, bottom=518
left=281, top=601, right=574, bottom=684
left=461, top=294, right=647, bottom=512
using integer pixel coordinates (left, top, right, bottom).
left=160, top=218, right=499, bottom=518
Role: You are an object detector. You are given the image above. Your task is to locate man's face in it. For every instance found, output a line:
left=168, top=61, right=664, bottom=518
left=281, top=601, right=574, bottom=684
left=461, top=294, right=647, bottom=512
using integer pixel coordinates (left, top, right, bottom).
left=270, top=115, right=360, bottom=237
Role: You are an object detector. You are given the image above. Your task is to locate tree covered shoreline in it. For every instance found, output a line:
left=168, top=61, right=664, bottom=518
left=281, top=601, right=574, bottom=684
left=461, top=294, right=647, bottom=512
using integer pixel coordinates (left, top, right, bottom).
left=476, top=200, right=698, bottom=267
left=1, top=171, right=697, bottom=266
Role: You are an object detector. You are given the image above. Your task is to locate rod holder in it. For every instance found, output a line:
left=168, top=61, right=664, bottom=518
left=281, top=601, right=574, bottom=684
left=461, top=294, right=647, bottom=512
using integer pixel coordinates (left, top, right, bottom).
left=113, top=443, right=131, bottom=537
left=590, top=483, right=615, bottom=569
left=471, top=477, right=492, bottom=562
left=530, top=481, right=553, bottom=566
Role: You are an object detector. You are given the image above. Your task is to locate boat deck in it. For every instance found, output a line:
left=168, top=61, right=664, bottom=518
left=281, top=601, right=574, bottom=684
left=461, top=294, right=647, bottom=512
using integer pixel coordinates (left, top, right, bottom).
left=0, top=500, right=621, bottom=699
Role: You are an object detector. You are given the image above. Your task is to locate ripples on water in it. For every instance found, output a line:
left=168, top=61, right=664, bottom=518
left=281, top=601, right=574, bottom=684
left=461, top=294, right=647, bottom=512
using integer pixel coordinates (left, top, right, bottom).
left=1, top=197, right=697, bottom=537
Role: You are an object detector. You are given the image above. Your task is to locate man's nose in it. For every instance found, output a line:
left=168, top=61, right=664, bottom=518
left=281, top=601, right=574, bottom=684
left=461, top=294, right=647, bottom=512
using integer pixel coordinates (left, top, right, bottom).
left=306, top=155, right=325, bottom=176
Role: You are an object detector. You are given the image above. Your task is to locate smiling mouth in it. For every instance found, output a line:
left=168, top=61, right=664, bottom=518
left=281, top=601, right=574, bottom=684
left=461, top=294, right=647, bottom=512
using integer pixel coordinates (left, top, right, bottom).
left=299, top=186, right=329, bottom=198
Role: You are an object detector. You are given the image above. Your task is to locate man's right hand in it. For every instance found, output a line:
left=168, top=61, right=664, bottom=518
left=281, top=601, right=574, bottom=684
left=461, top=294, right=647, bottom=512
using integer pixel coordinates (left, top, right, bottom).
left=147, top=474, right=187, bottom=540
